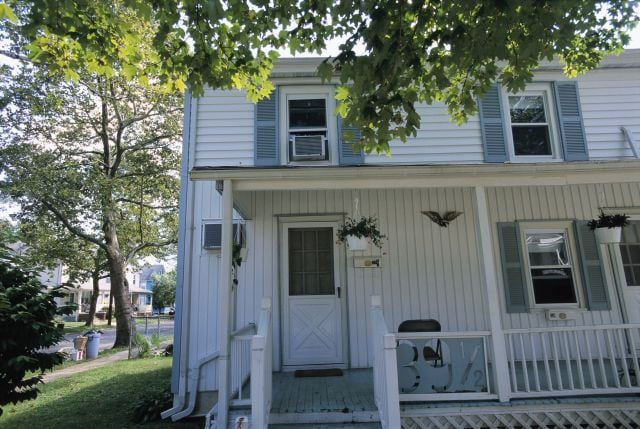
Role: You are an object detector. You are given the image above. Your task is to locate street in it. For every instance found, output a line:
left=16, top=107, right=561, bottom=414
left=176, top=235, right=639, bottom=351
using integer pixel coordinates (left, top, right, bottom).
left=49, top=318, right=175, bottom=352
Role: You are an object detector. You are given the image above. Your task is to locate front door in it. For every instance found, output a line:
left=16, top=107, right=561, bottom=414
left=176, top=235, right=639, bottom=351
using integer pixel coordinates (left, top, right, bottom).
left=282, top=223, right=345, bottom=367
left=617, top=220, right=640, bottom=323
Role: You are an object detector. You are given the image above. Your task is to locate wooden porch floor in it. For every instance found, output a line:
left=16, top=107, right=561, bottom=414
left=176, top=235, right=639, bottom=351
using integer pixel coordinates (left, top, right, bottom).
left=271, top=369, right=378, bottom=414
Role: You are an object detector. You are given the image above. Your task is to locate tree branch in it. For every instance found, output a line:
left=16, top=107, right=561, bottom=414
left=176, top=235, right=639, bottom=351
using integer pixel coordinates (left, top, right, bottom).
left=41, top=200, right=106, bottom=250
left=116, top=198, right=178, bottom=210
left=125, top=239, right=177, bottom=263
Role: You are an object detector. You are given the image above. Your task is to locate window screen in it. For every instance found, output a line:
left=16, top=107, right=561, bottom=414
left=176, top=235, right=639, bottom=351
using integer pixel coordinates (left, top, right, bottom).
left=288, top=228, right=334, bottom=296
left=621, top=221, right=640, bottom=286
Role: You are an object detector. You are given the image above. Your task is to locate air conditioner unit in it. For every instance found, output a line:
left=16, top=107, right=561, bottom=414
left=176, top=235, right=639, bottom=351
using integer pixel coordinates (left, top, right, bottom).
left=291, top=134, right=326, bottom=161
left=203, top=223, right=245, bottom=250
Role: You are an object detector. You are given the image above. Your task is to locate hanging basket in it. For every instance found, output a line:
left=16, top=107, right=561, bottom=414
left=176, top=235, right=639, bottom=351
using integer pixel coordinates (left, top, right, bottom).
left=346, top=235, right=368, bottom=251
left=595, top=227, right=622, bottom=244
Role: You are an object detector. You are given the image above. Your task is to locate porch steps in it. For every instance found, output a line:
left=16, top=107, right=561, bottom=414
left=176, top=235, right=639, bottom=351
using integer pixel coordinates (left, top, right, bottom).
left=269, top=424, right=382, bottom=429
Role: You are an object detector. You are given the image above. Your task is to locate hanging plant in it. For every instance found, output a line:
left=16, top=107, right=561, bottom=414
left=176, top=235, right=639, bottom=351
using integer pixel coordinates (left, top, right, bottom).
left=337, top=216, right=386, bottom=249
left=587, top=211, right=630, bottom=244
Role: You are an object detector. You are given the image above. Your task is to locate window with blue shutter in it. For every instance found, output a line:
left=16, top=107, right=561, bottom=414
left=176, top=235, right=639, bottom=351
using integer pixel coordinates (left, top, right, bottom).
left=498, top=220, right=610, bottom=312
left=574, top=221, right=610, bottom=310
left=498, top=222, right=529, bottom=313
left=481, top=82, right=588, bottom=163
left=478, top=85, right=508, bottom=163
left=553, top=82, right=589, bottom=161
left=254, top=88, right=279, bottom=166
left=337, top=115, right=364, bottom=165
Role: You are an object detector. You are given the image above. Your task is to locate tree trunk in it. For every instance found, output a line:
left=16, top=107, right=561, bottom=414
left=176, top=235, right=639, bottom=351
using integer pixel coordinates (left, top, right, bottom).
left=103, top=208, right=133, bottom=347
left=85, top=269, right=100, bottom=326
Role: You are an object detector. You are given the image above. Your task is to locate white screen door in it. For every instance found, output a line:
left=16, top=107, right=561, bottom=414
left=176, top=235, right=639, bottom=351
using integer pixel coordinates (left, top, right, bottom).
left=618, top=221, right=640, bottom=323
left=282, top=224, right=345, bottom=367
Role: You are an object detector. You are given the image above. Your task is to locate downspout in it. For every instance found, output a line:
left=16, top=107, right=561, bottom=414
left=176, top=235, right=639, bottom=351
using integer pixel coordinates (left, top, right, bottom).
left=162, top=89, right=195, bottom=420
left=171, top=352, right=220, bottom=421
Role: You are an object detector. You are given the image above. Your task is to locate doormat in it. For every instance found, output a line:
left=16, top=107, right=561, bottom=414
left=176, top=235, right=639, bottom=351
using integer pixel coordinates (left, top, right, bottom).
left=294, top=368, right=343, bottom=378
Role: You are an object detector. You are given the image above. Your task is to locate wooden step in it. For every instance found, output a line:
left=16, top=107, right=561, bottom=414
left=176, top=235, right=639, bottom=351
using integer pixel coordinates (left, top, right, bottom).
left=269, top=424, right=382, bottom=429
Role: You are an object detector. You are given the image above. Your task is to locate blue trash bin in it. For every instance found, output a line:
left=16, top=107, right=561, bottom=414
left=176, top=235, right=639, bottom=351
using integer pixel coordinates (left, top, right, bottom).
left=86, top=332, right=101, bottom=359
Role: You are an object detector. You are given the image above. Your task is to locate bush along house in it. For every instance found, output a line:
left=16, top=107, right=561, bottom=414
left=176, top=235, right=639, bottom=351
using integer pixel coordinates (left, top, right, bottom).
left=164, top=50, right=640, bottom=428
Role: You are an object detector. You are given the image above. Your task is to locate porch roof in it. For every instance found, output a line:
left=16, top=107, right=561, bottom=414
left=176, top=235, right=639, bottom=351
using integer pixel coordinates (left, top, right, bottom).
left=189, top=160, right=640, bottom=192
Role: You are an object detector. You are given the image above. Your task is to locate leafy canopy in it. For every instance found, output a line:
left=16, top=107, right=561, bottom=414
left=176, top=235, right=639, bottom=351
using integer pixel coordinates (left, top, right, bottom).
left=8, top=1, right=640, bottom=153
left=151, top=270, right=176, bottom=310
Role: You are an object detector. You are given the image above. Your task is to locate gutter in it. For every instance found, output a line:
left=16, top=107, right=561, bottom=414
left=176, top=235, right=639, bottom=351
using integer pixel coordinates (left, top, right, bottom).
left=162, top=89, right=195, bottom=420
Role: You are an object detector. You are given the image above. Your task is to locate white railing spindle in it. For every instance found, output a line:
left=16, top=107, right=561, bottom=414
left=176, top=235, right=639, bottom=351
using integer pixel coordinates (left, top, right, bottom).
left=370, top=296, right=401, bottom=429
left=503, top=324, right=640, bottom=398
left=251, top=298, right=273, bottom=429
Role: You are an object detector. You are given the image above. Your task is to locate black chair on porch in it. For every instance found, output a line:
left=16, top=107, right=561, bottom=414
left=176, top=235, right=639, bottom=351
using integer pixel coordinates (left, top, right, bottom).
left=398, top=319, right=443, bottom=367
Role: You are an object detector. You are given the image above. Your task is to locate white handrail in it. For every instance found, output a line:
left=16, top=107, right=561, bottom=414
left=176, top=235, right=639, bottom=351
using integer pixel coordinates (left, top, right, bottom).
left=370, top=296, right=401, bottom=429
left=230, top=323, right=257, bottom=406
left=251, top=298, right=273, bottom=429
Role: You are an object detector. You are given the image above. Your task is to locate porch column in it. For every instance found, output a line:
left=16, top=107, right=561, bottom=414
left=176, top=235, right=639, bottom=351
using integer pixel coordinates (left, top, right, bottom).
left=473, top=186, right=511, bottom=402
left=217, top=179, right=234, bottom=427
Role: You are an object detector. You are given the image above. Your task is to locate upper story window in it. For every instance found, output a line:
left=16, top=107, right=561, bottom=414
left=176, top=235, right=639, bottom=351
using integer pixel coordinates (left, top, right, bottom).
left=479, top=81, right=588, bottom=164
left=279, top=86, right=337, bottom=165
left=502, top=84, right=561, bottom=162
left=521, top=224, right=580, bottom=307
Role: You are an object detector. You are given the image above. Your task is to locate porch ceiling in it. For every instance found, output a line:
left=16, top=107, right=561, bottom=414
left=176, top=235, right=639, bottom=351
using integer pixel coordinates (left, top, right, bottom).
left=190, top=160, right=640, bottom=192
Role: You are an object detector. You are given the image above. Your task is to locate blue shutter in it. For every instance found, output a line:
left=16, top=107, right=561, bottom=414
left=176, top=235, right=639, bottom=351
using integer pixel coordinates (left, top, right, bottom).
left=553, top=82, right=588, bottom=161
left=478, top=84, right=508, bottom=163
left=254, top=88, right=279, bottom=166
left=338, top=115, right=364, bottom=165
left=574, top=221, right=610, bottom=310
left=498, top=222, right=529, bottom=313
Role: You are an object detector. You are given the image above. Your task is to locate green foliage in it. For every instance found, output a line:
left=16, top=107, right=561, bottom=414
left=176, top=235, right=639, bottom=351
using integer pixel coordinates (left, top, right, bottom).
left=130, top=387, right=173, bottom=424
left=151, top=270, right=176, bottom=310
left=13, top=0, right=640, bottom=153
left=588, top=211, right=631, bottom=230
left=135, top=332, right=160, bottom=358
left=337, top=216, right=386, bottom=248
left=0, top=247, right=72, bottom=416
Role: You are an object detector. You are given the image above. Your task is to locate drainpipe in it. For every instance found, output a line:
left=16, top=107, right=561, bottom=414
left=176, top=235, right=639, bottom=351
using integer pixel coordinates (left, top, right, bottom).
left=170, top=352, right=220, bottom=421
left=161, top=89, right=196, bottom=420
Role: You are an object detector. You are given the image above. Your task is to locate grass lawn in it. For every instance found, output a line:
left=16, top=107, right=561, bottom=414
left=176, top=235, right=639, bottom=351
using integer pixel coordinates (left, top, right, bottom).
left=0, top=357, right=201, bottom=429
left=63, top=321, right=113, bottom=335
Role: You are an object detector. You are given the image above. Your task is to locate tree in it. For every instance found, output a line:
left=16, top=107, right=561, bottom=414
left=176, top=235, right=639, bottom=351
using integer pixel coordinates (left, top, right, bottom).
left=0, top=16, right=182, bottom=347
left=9, top=0, right=639, bottom=153
left=152, top=270, right=176, bottom=310
left=17, top=220, right=110, bottom=326
left=0, top=246, right=71, bottom=416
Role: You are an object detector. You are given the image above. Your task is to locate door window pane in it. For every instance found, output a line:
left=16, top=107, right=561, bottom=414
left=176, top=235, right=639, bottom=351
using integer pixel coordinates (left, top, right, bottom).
left=289, top=228, right=335, bottom=295
left=620, top=221, right=640, bottom=286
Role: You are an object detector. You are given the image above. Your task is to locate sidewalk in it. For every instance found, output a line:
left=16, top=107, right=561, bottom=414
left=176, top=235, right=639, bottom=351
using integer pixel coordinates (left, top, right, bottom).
left=42, top=349, right=130, bottom=383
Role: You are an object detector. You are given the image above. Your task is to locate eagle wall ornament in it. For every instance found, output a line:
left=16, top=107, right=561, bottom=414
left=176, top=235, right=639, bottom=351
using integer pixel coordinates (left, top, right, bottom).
left=422, top=211, right=463, bottom=227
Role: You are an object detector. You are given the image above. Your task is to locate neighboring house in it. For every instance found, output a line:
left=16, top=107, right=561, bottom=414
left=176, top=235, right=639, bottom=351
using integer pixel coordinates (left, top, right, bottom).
left=64, top=265, right=161, bottom=320
left=167, top=51, right=640, bottom=428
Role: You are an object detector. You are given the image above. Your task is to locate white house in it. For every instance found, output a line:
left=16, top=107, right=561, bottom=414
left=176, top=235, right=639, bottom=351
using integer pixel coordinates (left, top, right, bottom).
left=166, top=50, right=640, bottom=428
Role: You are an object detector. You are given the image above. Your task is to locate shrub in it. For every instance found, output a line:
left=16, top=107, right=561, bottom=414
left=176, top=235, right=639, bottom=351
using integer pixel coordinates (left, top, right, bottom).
left=130, top=387, right=173, bottom=423
left=0, top=248, right=72, bottom=416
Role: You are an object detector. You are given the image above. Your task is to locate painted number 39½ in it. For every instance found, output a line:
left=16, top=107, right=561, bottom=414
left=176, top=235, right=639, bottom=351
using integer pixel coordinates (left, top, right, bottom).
left=396, top=339, right=486, bottom=394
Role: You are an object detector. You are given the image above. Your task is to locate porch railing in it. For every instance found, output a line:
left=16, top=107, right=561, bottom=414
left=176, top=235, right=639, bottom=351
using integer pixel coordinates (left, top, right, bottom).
left=505, top=324, right=640, bottom=398
left=251, top=298, right=273, bottom=429
left=370, top=296, right=401, bottom=429
left=395, top=331, right=497, bottom=401
left=229, top=322, right=256, bottom=407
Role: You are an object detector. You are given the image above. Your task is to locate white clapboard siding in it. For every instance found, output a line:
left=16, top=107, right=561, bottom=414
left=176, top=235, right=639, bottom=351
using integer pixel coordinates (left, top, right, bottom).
left=194, top=89, right=255, bottom=167
left=184, top=182, right=636, bottom=392
left=365, top=102, right=484, bottom=164
left=228, top=188, right=491, bottom=369
left=487, top=182, right=640, bottom=330
left=190, top=63, right=639, bottom=168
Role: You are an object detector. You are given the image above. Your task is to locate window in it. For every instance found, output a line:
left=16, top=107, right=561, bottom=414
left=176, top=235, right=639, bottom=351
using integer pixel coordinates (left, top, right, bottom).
left=280, top=86, right=337, bottom=165
left=521, top=224, right=580, bottom=307
left=620, top=221, right=640, bottom=286
left=502, top=84, right=560, bottom=161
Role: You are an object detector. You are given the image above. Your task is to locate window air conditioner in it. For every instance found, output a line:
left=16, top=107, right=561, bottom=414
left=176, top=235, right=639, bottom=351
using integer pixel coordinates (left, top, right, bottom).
left=291, top=134, right=326, bottom=161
